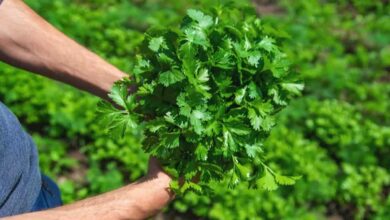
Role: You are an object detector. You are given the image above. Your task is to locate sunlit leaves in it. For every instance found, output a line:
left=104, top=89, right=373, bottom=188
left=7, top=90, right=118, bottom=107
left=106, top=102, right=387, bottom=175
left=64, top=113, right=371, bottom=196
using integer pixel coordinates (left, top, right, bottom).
left=248, top=108, right=262, bottom=130
left=234, top=86, right=247, bottom=104
left=258, top=36, right=277, bottom=53
left=187, top=9, right=214, bottom=29
left=275, top=174, right=301, bottom=185
left=281, top=83, right=304, bottom=95
left=159, top=69, right=186, bottom=87
left=148, top=37, right=167, bottom=52
left=184, top=28, right=210, bottom=48
left=257, top=169, right=278, bottom=191
left=100, top=6, right=302, bottom=194
left=108, top=83, right=129, bottom=109
left=245, top=143, right=263, bottom=158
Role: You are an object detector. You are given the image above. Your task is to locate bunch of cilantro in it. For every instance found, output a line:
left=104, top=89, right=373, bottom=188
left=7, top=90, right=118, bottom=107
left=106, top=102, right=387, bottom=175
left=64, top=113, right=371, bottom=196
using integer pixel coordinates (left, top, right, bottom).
left=99, top=5, right=303, bottom=194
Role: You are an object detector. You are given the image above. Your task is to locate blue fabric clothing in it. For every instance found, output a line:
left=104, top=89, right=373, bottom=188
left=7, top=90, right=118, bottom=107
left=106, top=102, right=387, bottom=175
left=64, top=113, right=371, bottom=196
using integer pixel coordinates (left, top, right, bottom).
left=0, top=102, right=41, bottom=216
left=31, top=175, right=62, bottom=212
left=0, top=102, right=61, bottom=217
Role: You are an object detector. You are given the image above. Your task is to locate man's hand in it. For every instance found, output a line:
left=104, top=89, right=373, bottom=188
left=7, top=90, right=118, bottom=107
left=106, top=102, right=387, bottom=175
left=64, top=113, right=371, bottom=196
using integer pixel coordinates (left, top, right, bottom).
left=0, top=1, right=175, bottom=218
left=0, top=0, right=127, bottom=99
left=4, top=157, right=174, bottom=220
left=129, top=157, right=174, bottom=217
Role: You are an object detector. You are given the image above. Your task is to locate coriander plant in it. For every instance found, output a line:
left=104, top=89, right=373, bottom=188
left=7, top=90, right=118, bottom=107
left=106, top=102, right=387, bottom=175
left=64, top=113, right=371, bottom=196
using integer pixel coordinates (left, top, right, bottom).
left=98, top=5, right=303, bottom=194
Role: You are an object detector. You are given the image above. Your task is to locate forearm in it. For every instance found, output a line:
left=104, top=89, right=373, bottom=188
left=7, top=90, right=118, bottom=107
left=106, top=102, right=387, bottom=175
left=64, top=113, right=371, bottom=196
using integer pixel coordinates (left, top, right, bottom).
left=4, top=171, right=173, bottom=220
left=0, top=0, right=127, bottom=98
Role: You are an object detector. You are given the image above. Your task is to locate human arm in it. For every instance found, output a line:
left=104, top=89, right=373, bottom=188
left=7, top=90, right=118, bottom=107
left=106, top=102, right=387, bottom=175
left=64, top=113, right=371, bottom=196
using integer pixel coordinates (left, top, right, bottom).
left=0, top=1, right=174, bottom=219
left=0, top=0, right=127, bottom=98
left=3, top=158, right=173, bottom=220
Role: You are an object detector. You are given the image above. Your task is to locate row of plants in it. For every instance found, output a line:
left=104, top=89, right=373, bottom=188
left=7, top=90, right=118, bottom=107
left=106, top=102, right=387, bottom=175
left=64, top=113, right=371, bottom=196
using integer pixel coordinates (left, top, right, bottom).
left=0, top=0, right=388, bottom=219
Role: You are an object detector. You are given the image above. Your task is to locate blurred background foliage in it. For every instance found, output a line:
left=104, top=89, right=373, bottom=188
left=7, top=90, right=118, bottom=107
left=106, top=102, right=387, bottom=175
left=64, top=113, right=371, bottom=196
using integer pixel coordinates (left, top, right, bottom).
left=0, top=0, right=389, bottom=219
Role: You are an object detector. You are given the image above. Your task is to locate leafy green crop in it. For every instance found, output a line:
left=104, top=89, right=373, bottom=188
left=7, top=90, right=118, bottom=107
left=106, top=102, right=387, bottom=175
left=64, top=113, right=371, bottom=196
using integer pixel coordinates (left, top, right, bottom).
left=99, top=5, right=303, bottom=194
left=2, top=0, right=389, bottom=219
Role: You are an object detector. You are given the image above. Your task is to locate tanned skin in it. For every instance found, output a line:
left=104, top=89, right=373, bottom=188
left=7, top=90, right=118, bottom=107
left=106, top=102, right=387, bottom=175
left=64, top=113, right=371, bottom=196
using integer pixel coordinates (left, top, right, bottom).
left=0, top=0, right=173, bottom=219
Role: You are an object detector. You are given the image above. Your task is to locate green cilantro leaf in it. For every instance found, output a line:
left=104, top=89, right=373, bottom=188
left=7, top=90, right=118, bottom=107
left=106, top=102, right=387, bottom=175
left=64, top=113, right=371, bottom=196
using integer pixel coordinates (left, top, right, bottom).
left=187, top=9, right=213, bottom=29
left=99, top=5, right=302, bottom=194
left=159, top=69, right=186, bottom=87
left=148, top=37, right=166, bottom=52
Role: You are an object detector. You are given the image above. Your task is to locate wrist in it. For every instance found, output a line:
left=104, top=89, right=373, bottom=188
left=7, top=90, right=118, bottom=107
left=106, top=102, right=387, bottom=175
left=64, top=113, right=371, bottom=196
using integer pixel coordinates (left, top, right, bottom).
left=96, top=68, right=128, bottom=99
left=101, top=70, right=128, bottom=93
left=120, top=172, right=173, bottom=219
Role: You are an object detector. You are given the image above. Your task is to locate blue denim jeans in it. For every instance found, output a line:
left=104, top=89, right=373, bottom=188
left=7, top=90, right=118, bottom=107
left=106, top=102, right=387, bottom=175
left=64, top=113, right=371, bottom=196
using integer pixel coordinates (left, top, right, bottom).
left=31, top=175, right=63, bottom=212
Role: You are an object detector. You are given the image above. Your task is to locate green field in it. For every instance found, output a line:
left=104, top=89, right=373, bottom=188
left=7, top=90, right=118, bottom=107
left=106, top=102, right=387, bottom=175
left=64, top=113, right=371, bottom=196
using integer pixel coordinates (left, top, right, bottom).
left=0, top=0, right=389, bottom=219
